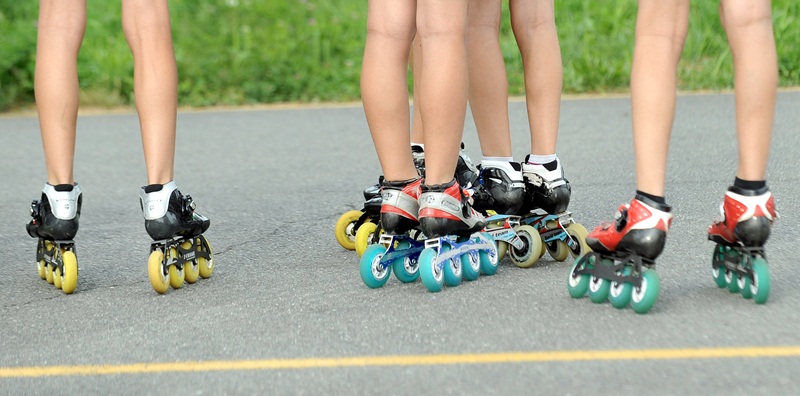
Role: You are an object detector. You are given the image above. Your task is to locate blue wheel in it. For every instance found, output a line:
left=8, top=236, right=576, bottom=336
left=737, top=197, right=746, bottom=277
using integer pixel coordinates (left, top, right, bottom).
left=751, top=258, right=770, bottom=304
left=391, top=240, right=419, bottom=283
left=630, top=269, right=660, bottom=314
left=441, top=244, right=462, bottom=287
left=479, top=233, right=499, bottom=275
left=419, top=247, right=444, bottom=292
left=461, top=251, right=481, bottom=281
left=609, top=266, right=633, bottom=309
left=359, top=244, right=391, bottom=288
left=567, top=255, right=592, bottom=298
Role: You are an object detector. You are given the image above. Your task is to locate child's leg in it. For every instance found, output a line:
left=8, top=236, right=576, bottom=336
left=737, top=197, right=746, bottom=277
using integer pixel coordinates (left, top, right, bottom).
left=34, top=0, right=87, bottom=185
left=720, top=0, right=777, bottom=182
left=630, top=0, right=689, bottom=197
left=416, top=0, right=470, bottom=185
left=361, top=0, right=418, bottom=182
left=121, top=0, right=178, bottom=185
left=410, top=35, right=424, bottom=147
left=467, top=0, right=512, bottom=158
left=509, top=0, right=561, bottom=156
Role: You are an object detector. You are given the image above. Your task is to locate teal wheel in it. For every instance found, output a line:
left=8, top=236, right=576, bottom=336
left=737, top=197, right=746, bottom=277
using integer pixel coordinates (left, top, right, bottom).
left=479, top=233, right=499, bottom=275
left=738, top=271, right=753, bottom=299
left=711, top=244, right=728, bottom=288
left=419, top=247, right=444, bottom=292
left=726, top=270, right=741, bottom=293
left=567, top=255, right=592, bottom=299
left=391, top=240, right=419, bottom=283
left=588, top=276, right=611, bottom=303
left=630, top=269, right=660, bottom=314
left=359, top=244, right=391, bottom=289
left=609, top=266, right=633, bottom=309
left=750, top=258, right=770, bottom=304
left=441, top=245, right=461, bottom=287
left=461, top=251, right=481, bottom=281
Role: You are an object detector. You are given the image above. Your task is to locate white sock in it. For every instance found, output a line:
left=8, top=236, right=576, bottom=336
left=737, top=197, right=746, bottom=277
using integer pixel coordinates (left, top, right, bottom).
left=526, top=154, right=557, bottom=164
left=482, top=156, right=514, bottom=164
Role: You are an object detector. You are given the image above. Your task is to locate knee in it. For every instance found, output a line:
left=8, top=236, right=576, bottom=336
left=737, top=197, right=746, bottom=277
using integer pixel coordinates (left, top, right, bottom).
left=720, top=0, right=772, bottom=30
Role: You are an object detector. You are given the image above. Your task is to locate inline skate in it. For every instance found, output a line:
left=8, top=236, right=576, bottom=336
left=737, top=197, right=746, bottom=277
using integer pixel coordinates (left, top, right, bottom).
left=335, top=178, right=382, bottom=254
left=26, top=183, right=82, bottom=294
left=415, top=178, right=498, bottom=292
left=708, top=186, right=777, bottom=304
left=141, top=181, right=213, bottom=294
left=567, top=195, right=672, bottom=314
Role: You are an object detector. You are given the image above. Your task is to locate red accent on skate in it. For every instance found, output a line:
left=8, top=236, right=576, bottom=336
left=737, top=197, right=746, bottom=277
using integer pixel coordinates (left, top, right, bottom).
left=401, top=179, right=422, bottom=199
left=381, top=205, right=417, bottom=221
left=765, top=195, right=776, bottom=217
left=418, top=207, right=462, bottom=222
left=723, top=195, right=748, bottom=229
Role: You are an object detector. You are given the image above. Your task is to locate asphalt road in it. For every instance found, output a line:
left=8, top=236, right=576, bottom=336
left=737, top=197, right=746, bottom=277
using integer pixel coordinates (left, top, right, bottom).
left=1, top=92, right=799, bottom=395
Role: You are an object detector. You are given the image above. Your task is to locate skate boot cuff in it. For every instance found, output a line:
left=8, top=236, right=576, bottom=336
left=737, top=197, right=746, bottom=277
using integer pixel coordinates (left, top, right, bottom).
left=43, top=183, right=82, bottom=220
left=382, top=177, right=421, bottom=189
left=421, top=178, right=457, bottom=193
left=523, top=154, right=558, bottom=171
left=729, top=185, right=770, bottom=197
left=140, top=181, right=179, bottom=220
left=634, top=193, right=672, bottom=213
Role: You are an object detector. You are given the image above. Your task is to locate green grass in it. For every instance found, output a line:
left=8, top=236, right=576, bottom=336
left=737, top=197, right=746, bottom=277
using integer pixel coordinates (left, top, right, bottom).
left=1, top=1, right=798, bottom=112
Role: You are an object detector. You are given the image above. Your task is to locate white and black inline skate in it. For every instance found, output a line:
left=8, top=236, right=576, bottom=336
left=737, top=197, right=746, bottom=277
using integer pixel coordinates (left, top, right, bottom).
left=141, top=181, right=213, bottom=294
left=26, top=183, right=82, bottom=294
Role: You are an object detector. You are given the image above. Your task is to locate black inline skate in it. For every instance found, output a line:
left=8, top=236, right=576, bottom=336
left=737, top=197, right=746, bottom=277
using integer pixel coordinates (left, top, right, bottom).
left=140, top=181, right=213, bottom=294
left=27, top=183, right=82, bottom=294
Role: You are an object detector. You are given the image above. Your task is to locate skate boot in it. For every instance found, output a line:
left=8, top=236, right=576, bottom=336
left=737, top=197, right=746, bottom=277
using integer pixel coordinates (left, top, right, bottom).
left=414, top=178, right=498, bottom=292
left=336, top=176, right=383, bottom=254
left=141, top=181, right=213, bottom=294
left=27, top=183, right=82, bottom=294
left=472, top=161, right=525, bottom=215
left=708, top=186, right=777, bottom=304
left=518, top=156, right=589, bottom=266
left=411, top=145, right=426, bottom=176
left=360, top=177, right=426, bottom=288
left=455, top=143, right=480, bottom=189
left=568, top=194, right=673, bottom=314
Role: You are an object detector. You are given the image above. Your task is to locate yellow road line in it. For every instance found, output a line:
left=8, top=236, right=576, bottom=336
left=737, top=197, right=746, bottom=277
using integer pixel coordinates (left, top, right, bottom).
left=2, top=346, right=800, bottom=378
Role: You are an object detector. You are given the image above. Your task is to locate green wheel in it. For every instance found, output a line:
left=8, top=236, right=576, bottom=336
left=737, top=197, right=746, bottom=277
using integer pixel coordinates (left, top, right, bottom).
left=391, top=240, right=419, bottom=283
left=588, top=276, right=611, bottom=303
left=360, top=244, right=391, bottom=288
left=461, top=251, right=481, bottom=281
left=419, top=247, right=444, bottom=292
left=712, top=265, right=728, bottom=288
left=630, top=269, right=660, bottom=314
left=738, top=271, right=753, bottom=299
left=726, top=270, right=741, bottom=293
left=750, top=258, right=770, bottom=304
left=567, top=255, right=592, bottom=298
left=442, top=245, right=462, bottom=287
left=609, top=266, right=633, bottom=309
left=480, top=233, right=499, bottom=275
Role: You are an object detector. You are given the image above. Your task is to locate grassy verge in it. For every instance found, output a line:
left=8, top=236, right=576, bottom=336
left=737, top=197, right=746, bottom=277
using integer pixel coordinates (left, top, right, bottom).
left=1, top=1, right=797, bottom=112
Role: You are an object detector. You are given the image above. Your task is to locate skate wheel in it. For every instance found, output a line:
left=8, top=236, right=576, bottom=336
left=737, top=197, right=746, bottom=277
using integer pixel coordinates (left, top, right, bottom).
left=442, top=245, right=462, bottom=287
left=631, top=269, right=660, bottom=314
left=588, top=273, right=611, bottom=304
left=750, top=259, right=770, bottom=304
left=461, top=251, right=481, bottom=281
left=169, top=248, right=185, bottom=290
left=198, top=237, right=214, bottom=279
left=546, top=240, right=570, bottom=262
left=509, top=225, right=542, bottom=268
left=335, top=210, right=363, bottom=251
left=45, top=264, right=54, bottom=285
left=182, top=241, right=200, bottom=284
left=609, top=266, right=633, bottom=309
left=726, top=270, right=741, bottom=293
left=566, top=223, right=591, bottom=258
left=60, top=251, right=78, bottom=294
left=479, top=232, right=499, bottom=275
left=53, top=265, right=63, bottom=290
left=360, top=244, right=391, bottom=288
left=567, top=255, right=592, bottom=298
left=391, top=240, right=419, bottom=283
left=354, top=221, right=378, bottom=257
left=419, top=247, right=444, bottom=293
left=712, top=266, right=728, bottom=288
left=148, top=250, right=169, bottom=294
left=37, top=260, right=46, bottom=280
left=495, top=241, right=507, bottom=262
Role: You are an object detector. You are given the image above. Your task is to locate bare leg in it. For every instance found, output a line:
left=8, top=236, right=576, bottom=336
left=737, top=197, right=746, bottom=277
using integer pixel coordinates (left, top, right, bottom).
left=467, top=0, right=512, bottom=158
left=510, top=0, right=562, bottom=156
left=720, top=0, right=776, bottom=181
left=417, top=0, right=470, bottom=185
left=410, top=35, right=425, bottom=145
left=122, top=0, right=178, bottom=185
left=35, top=0, right=87, bottom=185
left=631, top=0, right=689, bottom=196
left=361, top=0, right=418, bottom=182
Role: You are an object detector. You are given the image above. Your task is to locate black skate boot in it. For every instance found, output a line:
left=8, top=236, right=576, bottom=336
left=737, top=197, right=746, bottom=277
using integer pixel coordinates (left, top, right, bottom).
left=140, top=181, right=213, bottom=294
left=521, top=155, right=571, bottom=215
left=472, top=161, right=525, bottom=215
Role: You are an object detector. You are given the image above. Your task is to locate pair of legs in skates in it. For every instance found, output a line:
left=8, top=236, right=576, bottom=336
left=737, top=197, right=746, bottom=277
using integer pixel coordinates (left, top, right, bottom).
left=26, top=0, right=212, bottom=295
left=569, top=0, right=779, bottom=313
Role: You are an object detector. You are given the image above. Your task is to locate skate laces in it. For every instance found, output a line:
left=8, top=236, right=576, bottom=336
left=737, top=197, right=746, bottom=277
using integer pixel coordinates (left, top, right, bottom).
left=180, top=195, right=197, bottom=219
left=614, top=203, right=630, bottom=231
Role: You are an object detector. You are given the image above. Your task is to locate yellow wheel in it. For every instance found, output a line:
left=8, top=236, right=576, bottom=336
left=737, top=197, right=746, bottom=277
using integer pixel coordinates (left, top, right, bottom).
left=198, top=237, right=214, bottom=279
left=566, top=223, right=592, bottom=258
left=355, top=221, right=379, bottom=257
left=148, top=250, right=169, bottom=294
left=37, top=260, right=46, bottom=280
left=509, top=225, right=543, bottom=268
left=546, top=240, right=570, bottom=262
left=45, top=264, right=54, bottom=284
left=60, top=251, right=78, bottom=294
left=169, top=247, right=185, bottom=289
left=53, top=265, right=63, bottom=289
left=335, top=210, right=363, bottom=250
left=496, top=241, right=508, bottom=262
left=182, top=241, right=200, bottom=284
